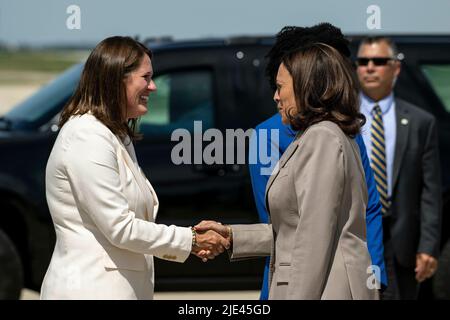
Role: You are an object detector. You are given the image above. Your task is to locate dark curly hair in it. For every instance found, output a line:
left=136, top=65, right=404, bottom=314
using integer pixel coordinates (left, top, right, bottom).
left=282, top=43, right=365, bottom=137
left=266, top=23, right=351, bottom=91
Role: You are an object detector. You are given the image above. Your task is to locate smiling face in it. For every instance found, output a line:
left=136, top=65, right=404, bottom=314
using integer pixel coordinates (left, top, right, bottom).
left=356, top=40, right=400, bottom=101
left=124, top=54, right=157, bottom=120
left=273, top=63, right=297, bottom=124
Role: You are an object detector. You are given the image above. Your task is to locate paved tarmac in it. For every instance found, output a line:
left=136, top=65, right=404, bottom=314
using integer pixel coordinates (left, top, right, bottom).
left=20, top=289, right=260, bottom=300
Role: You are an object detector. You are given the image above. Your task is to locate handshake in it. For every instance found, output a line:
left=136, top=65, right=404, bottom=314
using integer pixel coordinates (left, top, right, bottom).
left=190, top=221, right=232, bottom=262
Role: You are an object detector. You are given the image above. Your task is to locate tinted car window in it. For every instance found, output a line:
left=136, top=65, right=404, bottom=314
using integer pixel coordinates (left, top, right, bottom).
left=5, top=64, right=82, bottom=126
left=421, top=64, right=450, bottom=113
left=139, top=69, right=214, bottom=137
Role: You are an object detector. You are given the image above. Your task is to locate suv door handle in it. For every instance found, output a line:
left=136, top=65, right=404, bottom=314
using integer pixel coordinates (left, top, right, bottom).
left=193, top=164, right=242, bottom=176
left=193, top=164, right=227, bottom=176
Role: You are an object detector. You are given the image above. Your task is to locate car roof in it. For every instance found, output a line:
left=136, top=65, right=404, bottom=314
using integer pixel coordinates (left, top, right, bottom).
left=145, top=36, right=275, bottom=51
left=145, top=34, right=450, bottom=52
left=347, top=34, right=450, bottom=45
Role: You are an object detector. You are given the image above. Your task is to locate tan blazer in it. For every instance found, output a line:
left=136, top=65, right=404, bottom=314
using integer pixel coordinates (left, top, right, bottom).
left=41, top=114, right=192, bottom=300
left=231, top=121, right=378, bottom=300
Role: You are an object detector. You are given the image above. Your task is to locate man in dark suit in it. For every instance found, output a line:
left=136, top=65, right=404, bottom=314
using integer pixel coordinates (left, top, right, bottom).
left=356, top=36, right=442, bottom=299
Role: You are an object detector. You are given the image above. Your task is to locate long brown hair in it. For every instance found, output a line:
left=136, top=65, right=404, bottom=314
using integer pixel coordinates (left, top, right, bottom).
left=60, top=36, right=152, bottom=140
left=282, top=42, right=365, bottom=137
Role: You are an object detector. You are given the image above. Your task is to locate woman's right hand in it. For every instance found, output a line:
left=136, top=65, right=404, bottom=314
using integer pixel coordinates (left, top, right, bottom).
left=191, top=227, right=230, bottom=262
left=195, top=220, right=231, bottom=239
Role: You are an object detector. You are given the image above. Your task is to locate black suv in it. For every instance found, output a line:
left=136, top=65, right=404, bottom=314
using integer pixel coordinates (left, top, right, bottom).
left=0, top=35, right=449, bottom=299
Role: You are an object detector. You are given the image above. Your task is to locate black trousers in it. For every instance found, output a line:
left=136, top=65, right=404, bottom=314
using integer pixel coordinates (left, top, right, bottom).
left=381, top=218, right=420, bottom=300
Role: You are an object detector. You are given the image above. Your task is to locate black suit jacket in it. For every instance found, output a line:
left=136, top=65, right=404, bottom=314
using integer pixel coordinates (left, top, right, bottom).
left=388, top=98, right=442, bottom=267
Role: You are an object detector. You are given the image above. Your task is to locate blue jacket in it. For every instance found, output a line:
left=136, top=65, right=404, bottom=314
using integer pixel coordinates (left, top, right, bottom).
left=249, top=113, right=387, bottom=300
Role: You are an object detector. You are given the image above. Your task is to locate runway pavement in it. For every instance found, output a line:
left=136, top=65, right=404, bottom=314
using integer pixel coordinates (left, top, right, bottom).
left=20, top=289, right=260, bottom=300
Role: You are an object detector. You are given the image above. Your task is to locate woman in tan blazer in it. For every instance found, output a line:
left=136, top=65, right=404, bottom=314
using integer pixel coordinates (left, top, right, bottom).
left=196, top=43, right=379, bottom=300
left=41, top=36, right=229, bottom=299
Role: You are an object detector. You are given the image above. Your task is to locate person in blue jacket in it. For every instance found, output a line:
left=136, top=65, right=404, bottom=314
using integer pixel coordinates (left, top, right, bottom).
left=249, top=23, right=388, bottom=300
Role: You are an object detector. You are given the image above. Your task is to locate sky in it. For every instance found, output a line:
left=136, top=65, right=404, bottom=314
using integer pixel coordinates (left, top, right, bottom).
left=0, top=0, right=449, bottom=47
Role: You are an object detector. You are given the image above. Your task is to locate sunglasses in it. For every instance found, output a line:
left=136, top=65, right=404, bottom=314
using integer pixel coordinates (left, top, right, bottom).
left=356, top=57, right=395, bottom=66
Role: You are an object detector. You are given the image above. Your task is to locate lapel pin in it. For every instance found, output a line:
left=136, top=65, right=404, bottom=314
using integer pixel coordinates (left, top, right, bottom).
left=401, top=118, right=408, bottom=125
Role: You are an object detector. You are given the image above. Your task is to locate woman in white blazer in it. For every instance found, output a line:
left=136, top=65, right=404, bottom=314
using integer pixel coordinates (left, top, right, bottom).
left=41, top=36, right=229, bottom=300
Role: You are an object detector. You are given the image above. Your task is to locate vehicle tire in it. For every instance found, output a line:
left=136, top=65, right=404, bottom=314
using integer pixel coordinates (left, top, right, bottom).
left=0, top=228, right=24, bottom=299
left=433, top=239, right=450, bottom=300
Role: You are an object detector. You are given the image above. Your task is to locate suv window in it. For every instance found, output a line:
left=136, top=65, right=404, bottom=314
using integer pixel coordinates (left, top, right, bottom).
left=421, top=64, right=450, bottom=113
left=139, top=69, right=214, bottom=137
left=5, top=63, right=82, bottom=125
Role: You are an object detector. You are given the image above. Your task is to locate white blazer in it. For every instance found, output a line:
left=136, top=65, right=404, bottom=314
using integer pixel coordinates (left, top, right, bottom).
left=41, top=113, right=192, bottom=300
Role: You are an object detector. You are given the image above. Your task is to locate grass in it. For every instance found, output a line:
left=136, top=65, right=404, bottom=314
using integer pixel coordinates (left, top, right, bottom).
left=0, top=49, right=88, bottom=85
left=0, top=49, right=88, bottom=72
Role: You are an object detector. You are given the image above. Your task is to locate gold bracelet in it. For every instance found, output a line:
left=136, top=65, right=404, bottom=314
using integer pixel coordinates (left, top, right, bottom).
left=191, top=227, right=197, bottom=248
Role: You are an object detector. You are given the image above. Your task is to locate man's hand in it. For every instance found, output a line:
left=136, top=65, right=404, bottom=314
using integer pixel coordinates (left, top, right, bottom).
left=415, top=253, right=438, bottom=282
left=191, top=228, right=230, bottom=262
